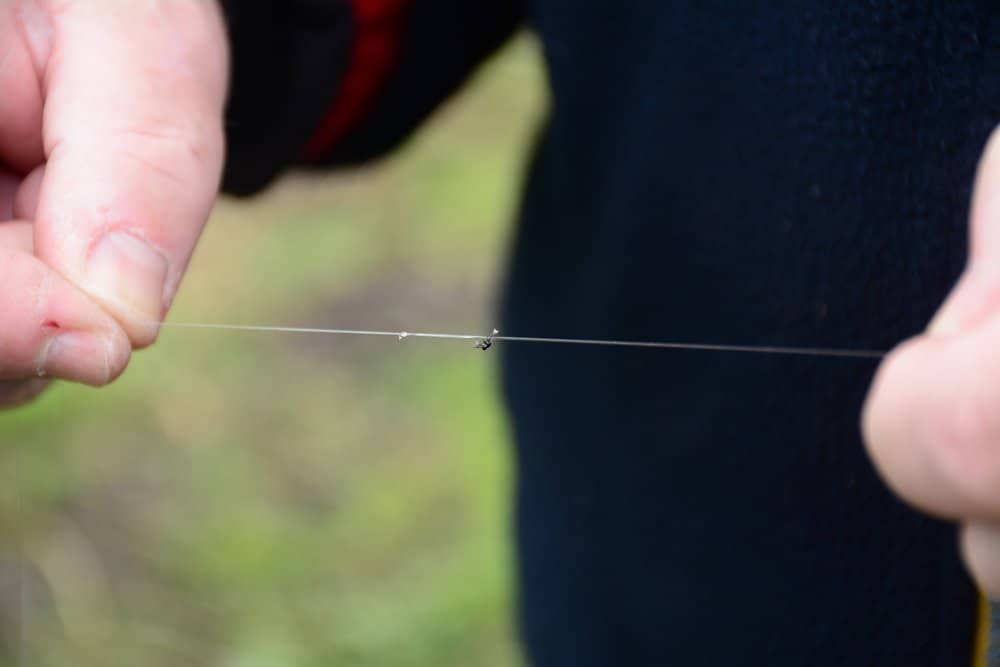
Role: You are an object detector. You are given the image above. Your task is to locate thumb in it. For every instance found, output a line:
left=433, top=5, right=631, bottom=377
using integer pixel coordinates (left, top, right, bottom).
left=32, top=1, right=228, bottom=347
left=862, top=125, right=1000, bottom=521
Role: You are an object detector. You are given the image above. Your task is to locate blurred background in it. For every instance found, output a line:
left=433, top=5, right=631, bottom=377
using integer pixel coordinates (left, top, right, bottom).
left=1, top=35, right=545, bottom=667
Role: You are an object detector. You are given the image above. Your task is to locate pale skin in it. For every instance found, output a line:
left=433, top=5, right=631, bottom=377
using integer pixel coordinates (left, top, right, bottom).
left=2, top=0, right=1000, bottom=604
left=0, top=0, right=227, bottom=402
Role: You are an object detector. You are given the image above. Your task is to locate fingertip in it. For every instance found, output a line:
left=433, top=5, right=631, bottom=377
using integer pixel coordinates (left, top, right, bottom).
left=868, top=319, right=1000, bottom=522
left=0, top=230, right=134, bottom=388
left=862, top=338, right=929, bottom=503
left=81, top=230, right=168, bottom=348
left=104, top=323, right=133, bottom=384
left=33, top=303, right=133, bottom=388
left=37, top=326, right=131, bottom=387
left=123, top=319, right=161, bottom=351
left=861, top=336, right=926, bottom=457
left=861, top=333, right=987, bottom=521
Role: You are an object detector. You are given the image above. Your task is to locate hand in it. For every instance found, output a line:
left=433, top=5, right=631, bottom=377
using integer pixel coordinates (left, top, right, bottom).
left=864, top=126, right=1000, bottom=596
left=0, top=0, right=228, bottom=408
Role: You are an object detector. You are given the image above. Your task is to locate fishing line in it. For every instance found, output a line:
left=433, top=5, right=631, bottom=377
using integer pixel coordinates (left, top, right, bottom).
left=152, top=322, right=887, bottom=360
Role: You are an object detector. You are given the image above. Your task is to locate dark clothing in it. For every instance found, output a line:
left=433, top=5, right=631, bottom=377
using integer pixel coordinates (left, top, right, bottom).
left=222, top=2, right=1000, bottom=664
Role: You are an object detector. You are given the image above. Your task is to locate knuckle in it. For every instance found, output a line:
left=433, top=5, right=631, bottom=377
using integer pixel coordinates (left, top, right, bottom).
left=123, top=119, right=220, bottom=165
left=114, top=119, right=224, bottom=192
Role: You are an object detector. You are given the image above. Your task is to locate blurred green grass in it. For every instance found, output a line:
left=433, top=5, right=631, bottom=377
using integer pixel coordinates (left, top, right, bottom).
left=1, top=36, right=545, bottom=667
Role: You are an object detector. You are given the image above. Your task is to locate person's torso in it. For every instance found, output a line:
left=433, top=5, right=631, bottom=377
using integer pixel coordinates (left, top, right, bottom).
left=502, top=3, right=1000, bottom=664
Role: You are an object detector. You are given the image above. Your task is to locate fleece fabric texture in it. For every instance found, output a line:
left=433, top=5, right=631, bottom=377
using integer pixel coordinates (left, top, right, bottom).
left=222, top=2, right=1000, bottom=664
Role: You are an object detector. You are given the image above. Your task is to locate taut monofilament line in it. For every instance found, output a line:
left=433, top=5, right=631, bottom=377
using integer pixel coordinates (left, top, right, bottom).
left=151, top=321, right=887, bottom=360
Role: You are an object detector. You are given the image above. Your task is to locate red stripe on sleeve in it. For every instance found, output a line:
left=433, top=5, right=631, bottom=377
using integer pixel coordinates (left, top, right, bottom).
left=301, top=0, right=411, bottom=162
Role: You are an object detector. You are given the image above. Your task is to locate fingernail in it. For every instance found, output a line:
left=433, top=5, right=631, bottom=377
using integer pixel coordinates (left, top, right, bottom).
left=85, top=232, right=168, bottom=324
left=37, top=332, right=112, bottom=386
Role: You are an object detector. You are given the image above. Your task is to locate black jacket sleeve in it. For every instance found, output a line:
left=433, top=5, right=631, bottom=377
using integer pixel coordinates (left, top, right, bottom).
left=219, top=0, right=525, bottom=196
